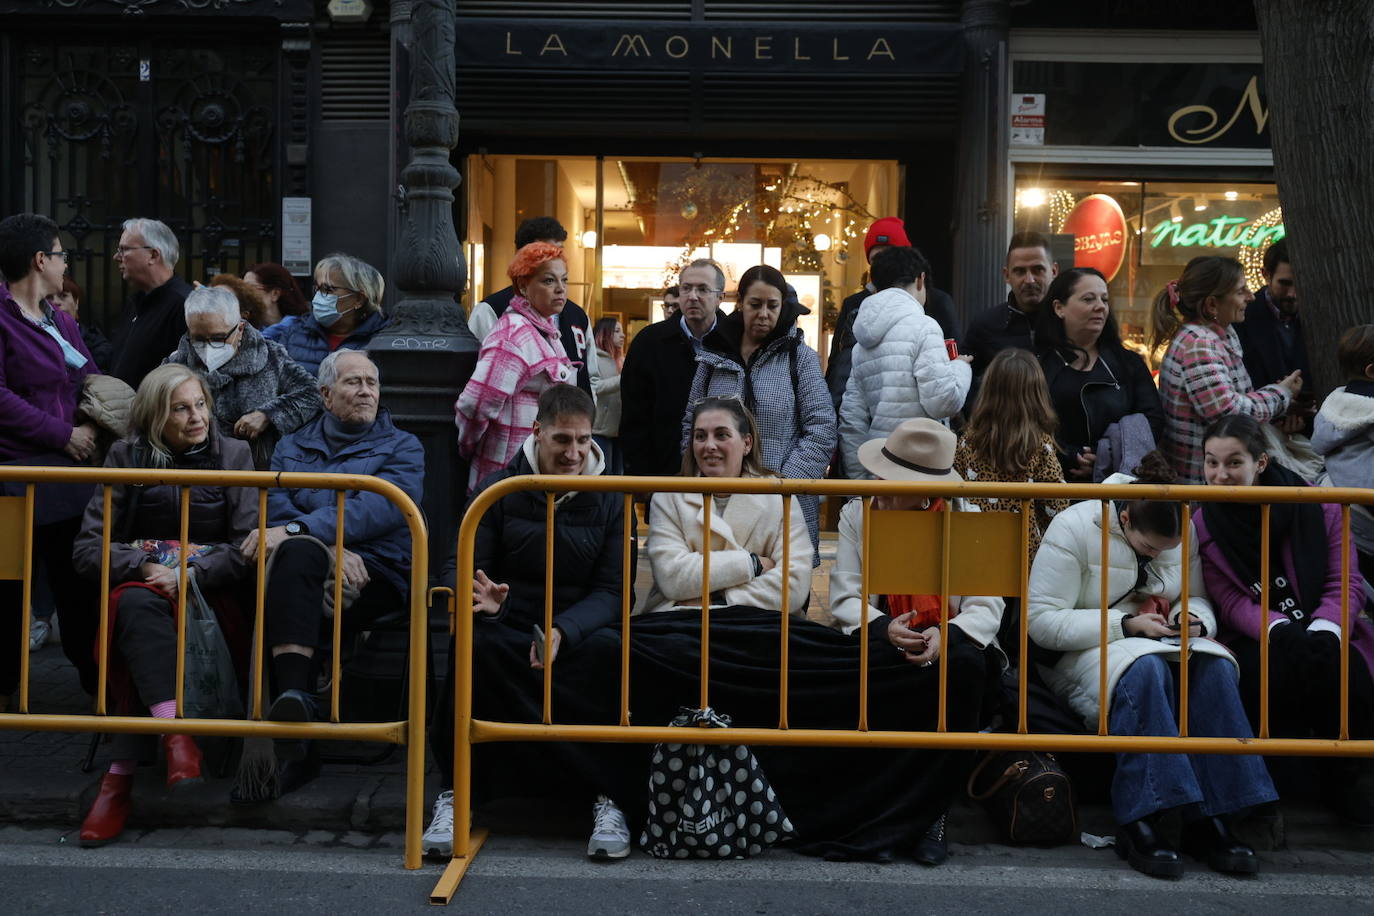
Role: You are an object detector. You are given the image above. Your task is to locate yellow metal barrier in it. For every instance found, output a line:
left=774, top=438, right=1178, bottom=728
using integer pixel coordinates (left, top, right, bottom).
left=0, top=465, right=430, bottom=870
left=433, top=474, right=1374, bottom=902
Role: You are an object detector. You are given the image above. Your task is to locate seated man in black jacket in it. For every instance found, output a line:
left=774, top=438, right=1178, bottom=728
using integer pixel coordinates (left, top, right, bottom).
left=425, top=384, right=634, bottom=861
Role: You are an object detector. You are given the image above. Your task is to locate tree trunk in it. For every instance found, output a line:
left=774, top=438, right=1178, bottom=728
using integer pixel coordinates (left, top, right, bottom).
left=1254, top=0, right=1374, bottom=398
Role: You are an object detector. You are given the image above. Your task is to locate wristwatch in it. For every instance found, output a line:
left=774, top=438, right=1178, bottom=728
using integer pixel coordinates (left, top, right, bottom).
left=284, top=520, right=308, bottom=537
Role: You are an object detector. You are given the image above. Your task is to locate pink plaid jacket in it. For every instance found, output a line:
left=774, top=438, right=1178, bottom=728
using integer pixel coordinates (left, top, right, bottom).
left=1158, top=322, right=1290, bottom=483
left=455, top=297, right=574, bottom=493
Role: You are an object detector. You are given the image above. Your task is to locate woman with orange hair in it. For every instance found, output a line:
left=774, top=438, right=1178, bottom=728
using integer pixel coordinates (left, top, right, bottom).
left=455, top=242, right=576, bottom=492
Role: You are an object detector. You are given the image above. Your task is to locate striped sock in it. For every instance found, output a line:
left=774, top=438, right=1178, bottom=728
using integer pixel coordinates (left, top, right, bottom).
left=149, top=700, right=177, bottom=719
left=108, top=759, right=136, bottom=776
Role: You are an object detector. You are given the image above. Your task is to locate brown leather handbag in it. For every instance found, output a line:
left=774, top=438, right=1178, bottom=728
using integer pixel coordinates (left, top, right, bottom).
left=967, top=750, right=1078, bottom=846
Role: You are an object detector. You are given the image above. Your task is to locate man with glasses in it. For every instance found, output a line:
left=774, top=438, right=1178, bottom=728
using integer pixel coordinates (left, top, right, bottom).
left=109, top=217, right=193, bottom=387
left=621, top=259, right=725, bottom=477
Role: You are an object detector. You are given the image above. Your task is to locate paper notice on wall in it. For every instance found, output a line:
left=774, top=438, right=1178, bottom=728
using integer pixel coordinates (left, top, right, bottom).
left=282, top=197, right=312, bottom=276
left=1010, top=93, right=1046, bottom=146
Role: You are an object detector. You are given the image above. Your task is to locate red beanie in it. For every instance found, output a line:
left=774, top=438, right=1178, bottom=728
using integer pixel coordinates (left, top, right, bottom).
left=864, top=217, right=910, bottom=261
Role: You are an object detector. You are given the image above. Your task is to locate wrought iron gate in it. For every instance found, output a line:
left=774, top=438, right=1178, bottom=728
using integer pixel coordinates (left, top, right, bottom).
left=7, top=38, right=279, bottom=333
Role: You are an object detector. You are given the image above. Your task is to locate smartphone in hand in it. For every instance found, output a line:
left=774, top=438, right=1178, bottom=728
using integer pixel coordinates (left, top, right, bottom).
left=533, top=624, right=546, bottom=664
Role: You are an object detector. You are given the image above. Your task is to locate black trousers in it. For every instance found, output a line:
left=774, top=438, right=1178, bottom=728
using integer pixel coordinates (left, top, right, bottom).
left=112, top=586, right=180, bottom=707
left=263, top=537, right=403, bottom=670
left=0, top=515, right=100, bottom=696
left=1232, top=630, right=1374, bottom=740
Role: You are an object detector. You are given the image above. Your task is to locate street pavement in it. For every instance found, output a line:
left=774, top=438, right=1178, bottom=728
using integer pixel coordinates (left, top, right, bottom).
left=5, top=536, right=1374, bottom=911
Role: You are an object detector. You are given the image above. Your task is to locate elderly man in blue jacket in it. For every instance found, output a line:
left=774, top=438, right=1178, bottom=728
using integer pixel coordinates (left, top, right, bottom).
left=239, top=348, right=424, bottom=794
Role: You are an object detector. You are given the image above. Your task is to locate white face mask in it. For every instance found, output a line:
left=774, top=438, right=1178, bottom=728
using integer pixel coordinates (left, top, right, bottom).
left=194, top=342, right=235, bottom=372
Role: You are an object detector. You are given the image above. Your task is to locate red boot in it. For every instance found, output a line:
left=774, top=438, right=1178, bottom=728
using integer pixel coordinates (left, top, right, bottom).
left=80, top=772, right=133, bottom=847
left=163, top=734, right=203, bottom=789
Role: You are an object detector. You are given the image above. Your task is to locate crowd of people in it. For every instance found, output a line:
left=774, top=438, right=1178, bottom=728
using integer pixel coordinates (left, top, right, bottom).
left=2, top=207, right=1373, bottom=879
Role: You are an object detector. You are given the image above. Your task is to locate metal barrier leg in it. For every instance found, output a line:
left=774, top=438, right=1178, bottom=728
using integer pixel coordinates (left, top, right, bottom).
left=429, top=828, right=489, bottom=905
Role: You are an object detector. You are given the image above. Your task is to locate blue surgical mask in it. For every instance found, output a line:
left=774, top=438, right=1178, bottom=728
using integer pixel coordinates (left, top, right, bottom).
left=312, top=290, right=343, bottom=327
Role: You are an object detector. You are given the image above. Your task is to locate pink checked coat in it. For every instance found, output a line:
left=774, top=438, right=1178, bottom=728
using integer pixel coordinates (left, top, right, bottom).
left=455, top=296, right=574, bottom=493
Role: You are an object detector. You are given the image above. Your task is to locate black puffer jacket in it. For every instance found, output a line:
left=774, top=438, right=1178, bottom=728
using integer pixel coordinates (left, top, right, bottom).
left=443, top=446, right=630, bottom=650
left=72, top=427, right=257, bottom=590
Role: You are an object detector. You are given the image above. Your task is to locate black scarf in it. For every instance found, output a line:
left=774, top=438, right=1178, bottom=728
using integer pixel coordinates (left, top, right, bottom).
left=1201, top=462, right=1328, bottom=622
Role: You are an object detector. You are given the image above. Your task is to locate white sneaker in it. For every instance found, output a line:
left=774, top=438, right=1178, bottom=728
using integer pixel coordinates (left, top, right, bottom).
left=588, top=795, right=631, bottom=860
left=422, top=790, right=455, bottom=858
left=29, top=618, right=50, bottom=651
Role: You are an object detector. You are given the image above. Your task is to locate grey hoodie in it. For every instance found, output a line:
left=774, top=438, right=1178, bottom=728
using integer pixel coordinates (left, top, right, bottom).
left=1312, top=383, right=1374, bottom=553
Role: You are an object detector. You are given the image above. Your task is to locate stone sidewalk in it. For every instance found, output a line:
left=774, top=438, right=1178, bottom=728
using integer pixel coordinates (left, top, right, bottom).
left=4, top=534, right=1374, bottom=857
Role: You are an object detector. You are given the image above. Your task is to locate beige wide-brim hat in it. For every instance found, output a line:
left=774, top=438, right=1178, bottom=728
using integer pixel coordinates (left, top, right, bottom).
left=857, top=418, right=962, bottom=483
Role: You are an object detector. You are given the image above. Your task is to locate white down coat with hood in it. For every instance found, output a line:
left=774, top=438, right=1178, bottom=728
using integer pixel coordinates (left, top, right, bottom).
left=838, top=286, right=971, bottom=478
left=1026, top=475, right=1236, bottom=726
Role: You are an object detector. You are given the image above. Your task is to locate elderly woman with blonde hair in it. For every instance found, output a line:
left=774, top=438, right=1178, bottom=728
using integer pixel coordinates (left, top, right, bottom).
left=166, top=285, right=321, bottom=468
left=272, top=252, right=389, bottom=376
left=72, top=363, right=257, bottom=848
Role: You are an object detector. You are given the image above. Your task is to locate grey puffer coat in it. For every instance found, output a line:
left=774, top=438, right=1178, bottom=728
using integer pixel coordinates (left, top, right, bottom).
left=682, top=306, right=837, bottom=560
left=166, top=323, right=322, bottom=469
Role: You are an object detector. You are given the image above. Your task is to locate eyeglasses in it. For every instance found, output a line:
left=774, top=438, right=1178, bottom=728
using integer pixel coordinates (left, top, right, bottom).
left=314, top=283, right=357, bottom=299
left=190, top=323, right=242, bottom=349
left=114, top=245, right=155, bottom=256
left=44, top=250, right=70, bottom=263
left=679, top=284, right=722, bottom=296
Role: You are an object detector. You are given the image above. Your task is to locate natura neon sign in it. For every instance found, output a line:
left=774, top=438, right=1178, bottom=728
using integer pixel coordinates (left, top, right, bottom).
left=1149, top=216, right=1285, bottom=250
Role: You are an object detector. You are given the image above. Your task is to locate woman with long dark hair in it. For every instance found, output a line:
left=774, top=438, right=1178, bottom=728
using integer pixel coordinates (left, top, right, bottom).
left=682, top=265, right=836, bottom=559
left=1195, top=413, right=1374, bottom=824
left=1035, top=267, right=1163, bottom=480
left=1152, top=256, right=1301, bottom=482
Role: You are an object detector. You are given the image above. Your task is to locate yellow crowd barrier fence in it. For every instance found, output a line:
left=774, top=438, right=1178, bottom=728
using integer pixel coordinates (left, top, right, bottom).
left=0, top=465, right=431, bottom=870
left=434, top=475, right=1374, bottom=903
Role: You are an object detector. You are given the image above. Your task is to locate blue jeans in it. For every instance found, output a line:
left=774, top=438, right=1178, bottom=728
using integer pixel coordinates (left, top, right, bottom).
left=1109, top=653, right=1278, bottom=825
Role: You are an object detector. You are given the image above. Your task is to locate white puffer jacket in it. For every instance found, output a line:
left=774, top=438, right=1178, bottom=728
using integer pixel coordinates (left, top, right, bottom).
left=1027, top=478, right=1235, bottom=726
left=838, top=287, right=971, bottom=478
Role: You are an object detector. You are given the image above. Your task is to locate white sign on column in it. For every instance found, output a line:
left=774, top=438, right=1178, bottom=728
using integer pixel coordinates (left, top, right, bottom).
left=1010, top=94, right=1046, bottom=146
left=282, top=197, right=312, bottom=276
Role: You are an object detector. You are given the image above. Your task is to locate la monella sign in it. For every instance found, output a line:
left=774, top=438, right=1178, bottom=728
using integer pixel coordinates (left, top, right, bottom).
left=455, top=20, right=964, bottom=74
left=1149, top=215, right=1285, bottom=250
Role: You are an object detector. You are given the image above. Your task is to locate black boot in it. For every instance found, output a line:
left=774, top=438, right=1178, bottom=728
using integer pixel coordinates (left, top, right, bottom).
left=1184, top=816, right=1258, bottom=875
left=1116, top=817, right=1183, bottom=878
left=912, top=813, right=948, bottom=867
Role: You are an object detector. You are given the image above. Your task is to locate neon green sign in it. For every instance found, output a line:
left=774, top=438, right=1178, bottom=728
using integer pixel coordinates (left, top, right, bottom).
left=1149, top=216, right=1285, bottom=249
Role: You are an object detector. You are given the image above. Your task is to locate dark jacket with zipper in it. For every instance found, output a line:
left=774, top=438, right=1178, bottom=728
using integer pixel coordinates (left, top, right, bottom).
left=620, top=317, right=702, bottom=477
left=440, top=447, right=628, bottom=650
left=1039, top=345, right=1165, bottom=474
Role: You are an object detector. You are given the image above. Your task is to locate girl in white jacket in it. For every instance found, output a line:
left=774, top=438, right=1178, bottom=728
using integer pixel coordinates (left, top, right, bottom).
left=1027, top=453, right=1276, bottom=879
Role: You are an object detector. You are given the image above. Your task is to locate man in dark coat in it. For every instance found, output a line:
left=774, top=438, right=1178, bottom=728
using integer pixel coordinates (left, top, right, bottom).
left=825, top=217, right=960, bottom=411
left=108, top=217, right=192, bottom=387
left=1233, top=240, right=1314, bottom=434
left=425, top=383, right=635, bottom=860
left=620, top=259, right=724, bottom=477
left=962, top=230, right=1060, bottom=381
left=467, top=216, right=598, bottom=399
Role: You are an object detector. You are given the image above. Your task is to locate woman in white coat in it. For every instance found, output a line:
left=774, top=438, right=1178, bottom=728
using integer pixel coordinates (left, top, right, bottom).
left=1027, top=452, right=1276, bottom=878
left=641, top=395, right=810, bottom=615
left=829, top=417, right=1005, bottom=865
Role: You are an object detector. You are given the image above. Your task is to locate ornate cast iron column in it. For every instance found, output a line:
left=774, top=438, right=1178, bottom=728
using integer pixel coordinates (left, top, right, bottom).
left=370, top=0, right=478, bottom=569
left=951, top=0, right=1010, bottom=326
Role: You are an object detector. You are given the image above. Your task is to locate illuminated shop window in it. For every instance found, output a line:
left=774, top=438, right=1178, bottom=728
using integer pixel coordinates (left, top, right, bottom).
left=465, top=155, right=900, bottom=364
left=1013, top=177, right=1282, bottom=359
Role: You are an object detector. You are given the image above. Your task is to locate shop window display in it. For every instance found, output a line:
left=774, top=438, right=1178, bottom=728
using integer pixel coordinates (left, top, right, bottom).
left=1012, top=177, right=1282, bottom=361
left=464, top=155, right=900, bottom=366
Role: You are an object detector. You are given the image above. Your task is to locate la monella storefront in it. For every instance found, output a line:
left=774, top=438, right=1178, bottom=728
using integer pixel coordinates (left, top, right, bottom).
left=1006, top=30, right=1280, bottom=359
left=448, top=5, right=975, bottom=366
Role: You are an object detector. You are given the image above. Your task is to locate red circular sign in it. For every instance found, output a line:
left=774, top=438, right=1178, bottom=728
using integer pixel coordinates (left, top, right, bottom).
left=1062, top=194, right=1128, bottom=282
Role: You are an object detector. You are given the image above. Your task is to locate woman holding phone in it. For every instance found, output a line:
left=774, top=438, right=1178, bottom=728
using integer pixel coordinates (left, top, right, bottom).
left=1027, top=452, right=1275, bottom=878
